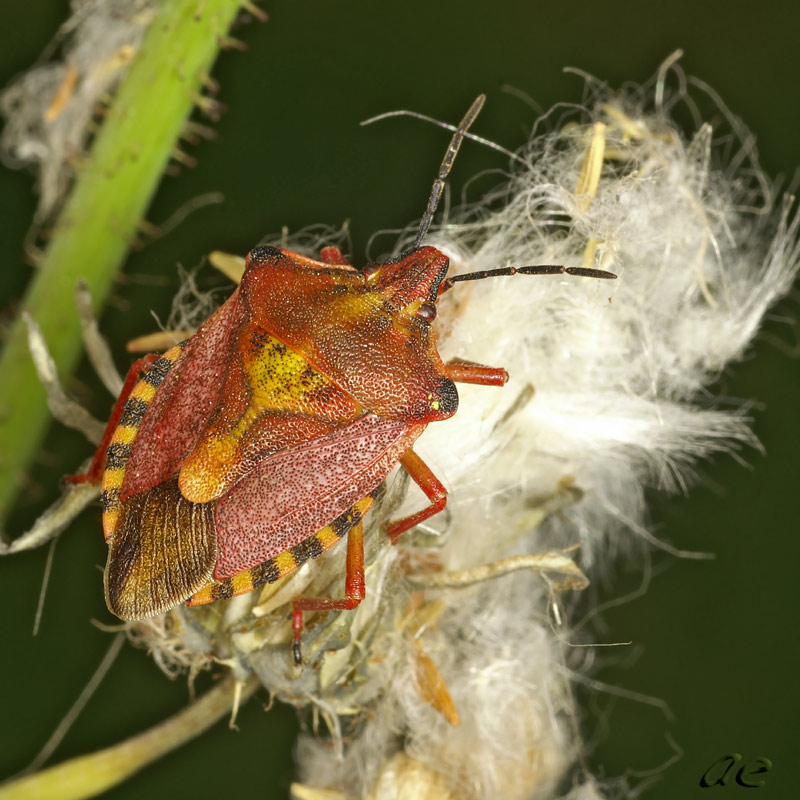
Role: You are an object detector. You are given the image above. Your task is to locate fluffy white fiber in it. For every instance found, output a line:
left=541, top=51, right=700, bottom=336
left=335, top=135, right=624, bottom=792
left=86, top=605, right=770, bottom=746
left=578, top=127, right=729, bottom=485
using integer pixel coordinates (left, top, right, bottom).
left=281, top=66, right=799, bottom=798
left=0, top=0, right=159, bottom=223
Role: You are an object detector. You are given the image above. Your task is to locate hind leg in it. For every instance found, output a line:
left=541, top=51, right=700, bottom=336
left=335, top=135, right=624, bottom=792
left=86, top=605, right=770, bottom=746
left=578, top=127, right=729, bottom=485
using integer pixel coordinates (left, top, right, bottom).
left=291, top=520, right=365, bottom=664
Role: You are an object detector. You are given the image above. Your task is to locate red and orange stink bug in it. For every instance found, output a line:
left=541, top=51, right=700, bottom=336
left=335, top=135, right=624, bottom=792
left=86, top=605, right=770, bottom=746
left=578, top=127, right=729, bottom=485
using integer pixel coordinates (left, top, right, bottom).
left=81, top=95, right=614, bottom=662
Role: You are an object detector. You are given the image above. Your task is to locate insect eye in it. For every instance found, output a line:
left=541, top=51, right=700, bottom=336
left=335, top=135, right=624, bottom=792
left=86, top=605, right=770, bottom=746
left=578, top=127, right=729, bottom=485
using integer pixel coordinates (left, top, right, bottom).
left=415, top=302, right=437, bottom=322
left=362, top=265, right=380, bottom=282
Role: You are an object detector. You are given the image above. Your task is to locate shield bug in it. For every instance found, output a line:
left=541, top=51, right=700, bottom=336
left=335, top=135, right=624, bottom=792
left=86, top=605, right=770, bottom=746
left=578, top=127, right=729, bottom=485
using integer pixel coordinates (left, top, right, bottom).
left=81, top=95, right=615, bottom=662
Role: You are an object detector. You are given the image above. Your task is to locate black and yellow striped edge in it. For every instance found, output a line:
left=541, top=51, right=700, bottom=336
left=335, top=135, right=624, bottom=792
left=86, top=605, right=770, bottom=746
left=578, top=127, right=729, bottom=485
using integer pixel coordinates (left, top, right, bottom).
left=187, top=493, right=376, bottom=606
left=100, top=343, right=186, bottom=541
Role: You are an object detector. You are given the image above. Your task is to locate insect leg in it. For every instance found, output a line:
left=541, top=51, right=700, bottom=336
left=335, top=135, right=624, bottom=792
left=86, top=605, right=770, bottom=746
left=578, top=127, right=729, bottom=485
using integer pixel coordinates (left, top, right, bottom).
left=291, top=520, right=366, bottom=664
left=319, top=245, right=352, bottom=266
left=67, top=354, right=159, bottom=485
left=444, top=358, right=508, bottom=387
left=386, top=449, right=448, bottom=543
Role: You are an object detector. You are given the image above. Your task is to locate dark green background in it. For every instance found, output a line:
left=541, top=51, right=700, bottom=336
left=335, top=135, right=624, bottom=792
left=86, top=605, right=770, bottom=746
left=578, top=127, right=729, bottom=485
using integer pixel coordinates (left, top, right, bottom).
left=1, top=1, right=798, bottom=798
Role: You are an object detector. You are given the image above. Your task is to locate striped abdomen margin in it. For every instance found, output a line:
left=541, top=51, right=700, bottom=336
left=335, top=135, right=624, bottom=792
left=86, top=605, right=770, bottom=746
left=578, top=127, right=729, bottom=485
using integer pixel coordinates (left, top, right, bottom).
left=100, top=343, right=187, bottom=540
left=187, top=493, right=376, bottom=605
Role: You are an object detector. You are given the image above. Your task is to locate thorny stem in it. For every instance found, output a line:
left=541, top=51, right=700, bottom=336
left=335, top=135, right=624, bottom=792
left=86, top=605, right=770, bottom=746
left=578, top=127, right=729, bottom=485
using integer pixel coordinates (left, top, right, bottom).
left=0, top=0, right=246, bottom=524
left=0, top=672, right=260, bottom=800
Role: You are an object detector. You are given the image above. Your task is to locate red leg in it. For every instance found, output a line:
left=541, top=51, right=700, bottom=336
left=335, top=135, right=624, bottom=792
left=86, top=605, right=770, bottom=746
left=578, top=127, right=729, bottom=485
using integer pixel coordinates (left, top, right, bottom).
left=319, top=245, right=352, bottom=266
left=291, top=521, right=365, bottom=664
left=386, top=449, right=448, bottom=543
left=67, top=355, right=158, bottom=485
left=445, top=358, right=508, bottom=387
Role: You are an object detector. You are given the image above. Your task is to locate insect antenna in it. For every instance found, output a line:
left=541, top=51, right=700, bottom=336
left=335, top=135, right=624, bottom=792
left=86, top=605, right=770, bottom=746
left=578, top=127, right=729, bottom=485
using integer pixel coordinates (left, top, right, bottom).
left=413, top=94, right=486, bottom=249
left=439, top=264, right=617, bottom=294
left=410, top=95, right=617, bottom=288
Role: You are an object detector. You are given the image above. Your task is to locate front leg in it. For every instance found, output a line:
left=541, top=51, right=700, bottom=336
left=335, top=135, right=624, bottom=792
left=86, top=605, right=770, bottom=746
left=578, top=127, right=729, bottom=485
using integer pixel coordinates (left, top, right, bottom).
left=445, top=358, right=508, bottom=387
left=386, top=449, right=448, bottom=543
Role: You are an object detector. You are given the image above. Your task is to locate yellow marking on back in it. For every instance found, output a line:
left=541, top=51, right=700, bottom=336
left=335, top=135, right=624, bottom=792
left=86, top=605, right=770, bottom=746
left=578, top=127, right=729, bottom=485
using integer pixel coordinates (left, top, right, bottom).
left=326, top=290, right=384, bottom=326
left=180, top=329, right=362, bottom=503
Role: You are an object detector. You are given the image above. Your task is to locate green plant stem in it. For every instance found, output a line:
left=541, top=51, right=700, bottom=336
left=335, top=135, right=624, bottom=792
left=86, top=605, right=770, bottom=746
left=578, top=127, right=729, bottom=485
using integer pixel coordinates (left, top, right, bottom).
left=0, top=673, right=260, bottom=800
left=0, top=0, right=245, bottom=525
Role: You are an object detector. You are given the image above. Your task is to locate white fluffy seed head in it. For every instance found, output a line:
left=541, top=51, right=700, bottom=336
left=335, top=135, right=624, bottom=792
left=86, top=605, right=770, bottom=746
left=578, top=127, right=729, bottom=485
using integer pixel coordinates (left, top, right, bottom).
left=283, top=65, right=799, bottom=799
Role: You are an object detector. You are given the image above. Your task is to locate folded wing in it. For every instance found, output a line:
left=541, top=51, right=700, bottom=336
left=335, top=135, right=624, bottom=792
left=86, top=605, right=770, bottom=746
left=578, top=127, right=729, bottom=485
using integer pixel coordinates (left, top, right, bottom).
left=213, top=412, right=425, bottom=579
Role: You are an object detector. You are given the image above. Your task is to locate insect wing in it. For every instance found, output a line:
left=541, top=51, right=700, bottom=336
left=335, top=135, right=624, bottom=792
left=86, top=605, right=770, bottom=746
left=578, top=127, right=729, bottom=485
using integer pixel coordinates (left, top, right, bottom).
left=104, top=476, right=216, bottom=619
left=120, top=286, right=248, bottom=501
left=213, top=412, right=425, bottom=579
